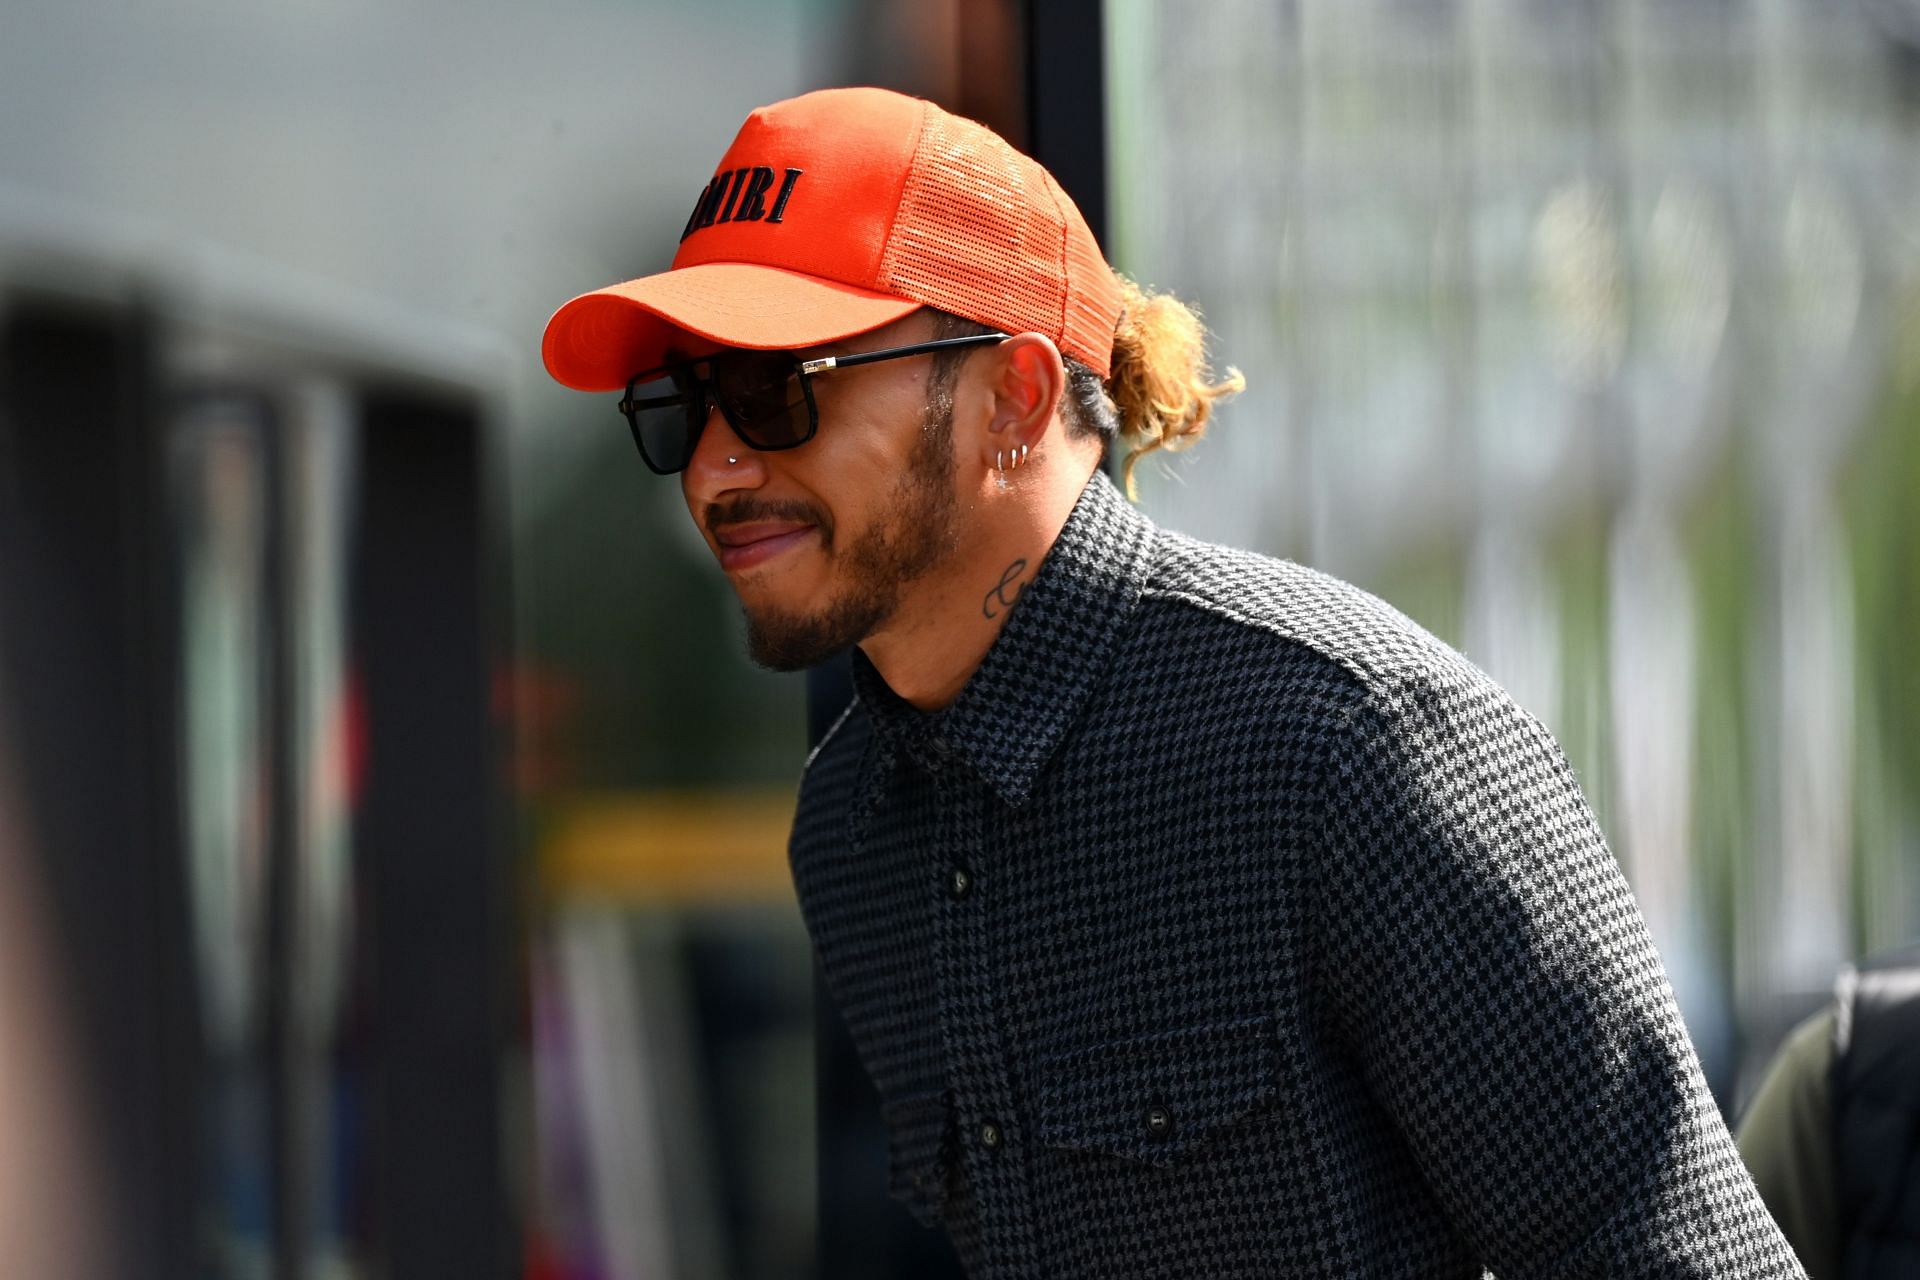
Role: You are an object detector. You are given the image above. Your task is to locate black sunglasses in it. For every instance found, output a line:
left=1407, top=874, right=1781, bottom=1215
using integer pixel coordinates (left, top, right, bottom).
left=617, top=331, right=1007, bottom=475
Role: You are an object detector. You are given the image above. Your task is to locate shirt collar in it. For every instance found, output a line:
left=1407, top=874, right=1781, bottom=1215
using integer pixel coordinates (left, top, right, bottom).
left=851, top=468, right=1156, bottom=807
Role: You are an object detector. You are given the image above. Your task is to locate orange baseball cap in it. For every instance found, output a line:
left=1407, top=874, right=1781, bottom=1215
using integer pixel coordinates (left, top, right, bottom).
left=541, top=86, right=1123, bottom=392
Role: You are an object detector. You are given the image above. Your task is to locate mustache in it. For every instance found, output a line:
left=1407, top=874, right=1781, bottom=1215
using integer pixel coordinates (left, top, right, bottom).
left=705, top=497, right=832, bottom=542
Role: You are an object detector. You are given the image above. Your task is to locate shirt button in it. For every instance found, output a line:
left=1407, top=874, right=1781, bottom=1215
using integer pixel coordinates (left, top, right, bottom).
left=979, top=1119, right=1004, bottom=1151
left=947, top=866, right=973, bottom=901
left=1145, top=1104, right=1173, bottom=1141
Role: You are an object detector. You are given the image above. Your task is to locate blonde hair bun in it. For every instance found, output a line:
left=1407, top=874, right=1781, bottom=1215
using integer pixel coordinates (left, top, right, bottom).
left=1106, top=274, right=1244, bottom=498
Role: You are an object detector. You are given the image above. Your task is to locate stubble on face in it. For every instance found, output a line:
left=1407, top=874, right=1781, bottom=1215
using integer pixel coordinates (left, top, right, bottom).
left=740, top=388, right=961, bottom=671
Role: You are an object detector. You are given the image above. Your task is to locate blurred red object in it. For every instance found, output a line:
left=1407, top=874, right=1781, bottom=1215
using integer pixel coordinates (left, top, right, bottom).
left=493, top=661, right=584, bottom=798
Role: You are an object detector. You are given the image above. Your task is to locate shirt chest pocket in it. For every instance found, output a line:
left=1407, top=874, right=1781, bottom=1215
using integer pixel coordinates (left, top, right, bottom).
left=1033, top=1014, right=1282, bottom=1169
left=881, top=1086, right=951, bottom=1227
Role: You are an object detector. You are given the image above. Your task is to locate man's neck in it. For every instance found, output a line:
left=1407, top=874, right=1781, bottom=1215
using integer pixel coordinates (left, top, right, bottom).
left=859, top=463, right=1095, bottom=712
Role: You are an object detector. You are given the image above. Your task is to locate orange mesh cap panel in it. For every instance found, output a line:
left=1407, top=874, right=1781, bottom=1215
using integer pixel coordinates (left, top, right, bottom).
left=878, top=107, right=1071, bottom=367
left=541, top=86, right=1124, bottom=392
left=1048, top=170, right=1124, bottom=379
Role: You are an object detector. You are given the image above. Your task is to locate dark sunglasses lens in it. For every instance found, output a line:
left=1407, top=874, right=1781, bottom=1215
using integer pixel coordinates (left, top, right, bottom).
left=713, top=353, right=811, bottom=448
left=624, top=371, right=704, bottom=473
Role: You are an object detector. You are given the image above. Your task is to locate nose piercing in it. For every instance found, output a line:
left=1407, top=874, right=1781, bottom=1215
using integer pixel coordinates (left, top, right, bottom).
left=727, top=456, right=738, bottom=465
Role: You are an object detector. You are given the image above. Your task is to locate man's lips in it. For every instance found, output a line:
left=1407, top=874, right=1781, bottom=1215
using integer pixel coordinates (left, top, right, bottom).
left=712, top=522, right=818, bottom=572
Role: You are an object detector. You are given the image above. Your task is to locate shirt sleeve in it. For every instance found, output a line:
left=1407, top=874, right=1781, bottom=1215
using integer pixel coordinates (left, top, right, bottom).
left=1317, top=670, right=1804, bottom=1279
left=1736, top=1008, right=1840, bottom=1279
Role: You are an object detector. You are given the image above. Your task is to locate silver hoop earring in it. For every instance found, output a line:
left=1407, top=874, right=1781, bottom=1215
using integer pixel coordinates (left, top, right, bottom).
left=996, top=448, right=1005, bottom=473
left=1018, top=443, right=1029, bottom=468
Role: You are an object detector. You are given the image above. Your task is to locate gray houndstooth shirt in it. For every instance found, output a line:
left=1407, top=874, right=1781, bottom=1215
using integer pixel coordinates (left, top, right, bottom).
left=788, top=469, right=1802, bottom=1278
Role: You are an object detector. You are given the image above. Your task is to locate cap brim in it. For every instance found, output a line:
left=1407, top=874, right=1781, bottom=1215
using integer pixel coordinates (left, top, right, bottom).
left=541, top=262, right=922, bottom=392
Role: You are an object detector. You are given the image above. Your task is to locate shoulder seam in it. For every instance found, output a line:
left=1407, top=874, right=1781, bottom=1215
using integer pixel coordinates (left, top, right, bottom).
left=1141, top=582, right=1381, bottom=693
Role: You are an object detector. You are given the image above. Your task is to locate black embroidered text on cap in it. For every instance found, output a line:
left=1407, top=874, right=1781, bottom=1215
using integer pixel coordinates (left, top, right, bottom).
left=680, top=166, right=803, bottom=242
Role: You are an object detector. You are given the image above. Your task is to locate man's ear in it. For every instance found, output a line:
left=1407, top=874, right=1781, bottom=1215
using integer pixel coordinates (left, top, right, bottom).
left=978, top=333, right=1065, bottom=465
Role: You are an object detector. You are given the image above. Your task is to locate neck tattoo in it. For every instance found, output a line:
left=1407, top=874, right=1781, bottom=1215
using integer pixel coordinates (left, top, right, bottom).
left=982, top=558, right=1030, bottom=621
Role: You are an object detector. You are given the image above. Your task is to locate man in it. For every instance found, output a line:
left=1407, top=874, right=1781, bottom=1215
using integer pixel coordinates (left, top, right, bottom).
left=543, top=87, right=1801, bottom=1277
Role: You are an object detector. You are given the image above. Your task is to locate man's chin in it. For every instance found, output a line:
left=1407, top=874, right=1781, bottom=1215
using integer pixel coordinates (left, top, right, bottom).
left=741, top=600, right=878, bottom=672
left=746, top=639, right=848, bottom=673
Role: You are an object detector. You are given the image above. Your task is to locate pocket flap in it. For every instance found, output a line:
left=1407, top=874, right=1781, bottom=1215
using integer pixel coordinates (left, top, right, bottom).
left=881, top=1086, right=952, bottom=1225
left=1034, top=1015, right=1280, bottom=1169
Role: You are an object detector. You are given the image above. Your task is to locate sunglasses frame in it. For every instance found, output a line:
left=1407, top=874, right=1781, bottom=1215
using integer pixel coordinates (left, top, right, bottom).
left=618, top=330, right=1008, bottom=475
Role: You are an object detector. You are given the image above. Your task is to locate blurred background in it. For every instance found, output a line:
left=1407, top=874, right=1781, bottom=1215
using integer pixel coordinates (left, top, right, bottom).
left=1, top=1, right=1916, bottom=1277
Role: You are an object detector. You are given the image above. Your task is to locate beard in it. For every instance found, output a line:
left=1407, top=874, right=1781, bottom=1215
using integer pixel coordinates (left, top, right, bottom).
left=740, top=397, right=960, bottom=671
